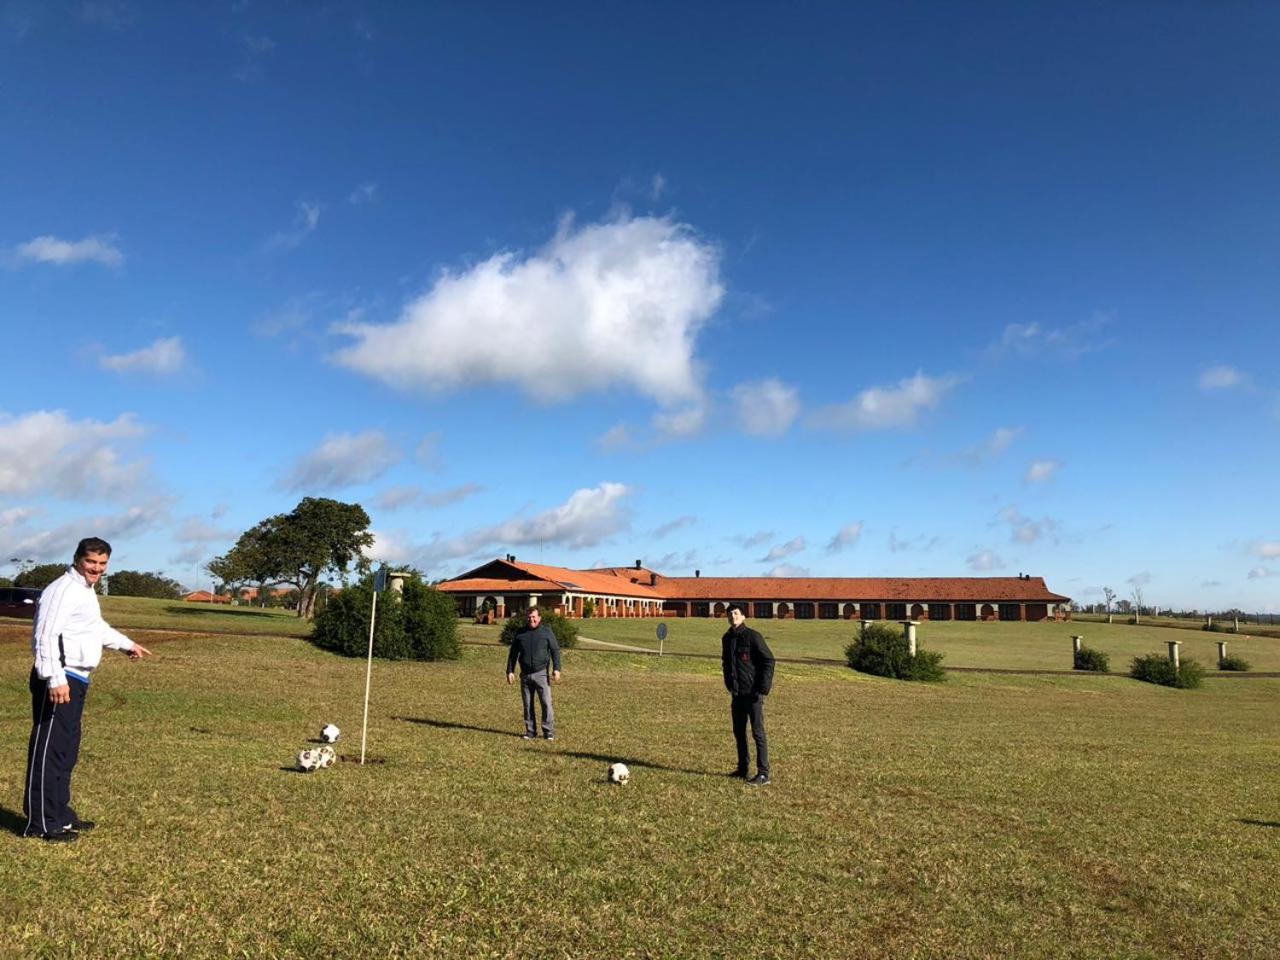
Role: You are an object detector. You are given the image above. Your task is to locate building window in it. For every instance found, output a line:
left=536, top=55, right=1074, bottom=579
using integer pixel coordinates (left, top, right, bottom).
left=753, top=602, right=773, bottom=618
left=693, top=602, right=711, bottom=618
left=861, top=603, right=881, bottom=620
left=999, top=603, right=1021, bottom=621
left=885, top=602, right=907, bottom=620
left=954, top=603, right=976, bottom=621
left=794, top=602, right=814, bottom=619
left=818, top=602, right=838, bottom=619
left=928, top=603, right=951, bottom=621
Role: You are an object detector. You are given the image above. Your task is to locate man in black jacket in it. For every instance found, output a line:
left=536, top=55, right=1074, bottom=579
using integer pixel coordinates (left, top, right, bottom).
left=506, top=607, right=562, bottom=740
left=721, top=604, right=775, bottom=785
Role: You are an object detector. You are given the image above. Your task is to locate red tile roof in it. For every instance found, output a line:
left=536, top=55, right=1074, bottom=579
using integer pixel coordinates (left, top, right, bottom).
left=437, top=559, right=665, bottom=600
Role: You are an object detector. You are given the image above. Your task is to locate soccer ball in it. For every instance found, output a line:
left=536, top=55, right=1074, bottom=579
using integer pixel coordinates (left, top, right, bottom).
left=607, top=762, right=630, bottom=785
left=318, top=745, right=336, bottom=768
left=296, top=748, right=322, bottom=772
left=320, top=724, right=340, bottom=743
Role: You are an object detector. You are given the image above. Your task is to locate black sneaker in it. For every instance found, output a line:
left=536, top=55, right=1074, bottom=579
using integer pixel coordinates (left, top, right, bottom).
left=27, top=828, right=78, bottom=843
left=66, top=819, right=96, bottom=832
left=747, top=773, right=771, bottom=786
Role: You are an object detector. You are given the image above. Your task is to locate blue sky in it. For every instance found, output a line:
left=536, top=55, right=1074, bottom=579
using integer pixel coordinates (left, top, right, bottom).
left=2, top=2, right=1278, bottom=611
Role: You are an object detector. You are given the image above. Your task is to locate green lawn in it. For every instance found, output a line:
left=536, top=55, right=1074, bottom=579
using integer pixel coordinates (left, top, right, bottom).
left=98, top=595, right=314, bottom=637
left=2, top=625, right=1278, bottom=958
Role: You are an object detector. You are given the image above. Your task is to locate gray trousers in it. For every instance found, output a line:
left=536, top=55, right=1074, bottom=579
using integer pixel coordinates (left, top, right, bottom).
left=520, top=669, right=555, bottom=738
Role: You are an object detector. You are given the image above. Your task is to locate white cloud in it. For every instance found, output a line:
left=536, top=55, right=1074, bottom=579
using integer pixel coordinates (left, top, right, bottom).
left=811, top=371, right=960, bottom=431
left=650, top=174, right=666, bottom=202
left=1247, top=566, right=1273, bottom=580
left=960, top=426, right=1022, bottom=464
left=966, top=550, right=1003, bottom=571
left=735, top=530, right=774, bottom=550
left=1, top=499, right=171, bottom=564
left=263, top=200, right=320, bottom=252
left=100, top=336, right=186, bottom=375
left=0, top=410, right=148, bottom=500
left=826, top=521, right=863, bottom=553
left=1199, top=365, right=1247, bottom=391
left=348, top=181, right=378, bottom=205
left=596, top=424, right=634, bottom=452
left=654, top=515, right=697, bottom=539
left=13, top=233, right=123, bottom=267
left=374, top=485, right=423, bottom=511
left=1127, top=571, right=1152, bottom=587
left=996, top=505, right=1058, bottom=545
left=759, top=536, right=805, bottom=563
left=281, top=430, right=401, bottom=491
left=422, top=483, right=483, bottom=507
left=332, top=213, right=723, bottom=408
left=415, top=433, right=441, bottom=470
left=653, top=549, right=699, bottom=571
left=1024, top=459, right=1061, bottom=484
left=169, top=515, right=240, bottom=566
left=420, top=482, right=633, bottom=571
left=989, top=316, right=1111, bottom=359
left=365, top=529, right=412, bottom=566
left=1251, top=541, right=1280, bottom=558
left=764, top=563, right=809, bottom=578
left=732, top=378, right=800, bottom=436
left=652, top=402, right=708, bottom=439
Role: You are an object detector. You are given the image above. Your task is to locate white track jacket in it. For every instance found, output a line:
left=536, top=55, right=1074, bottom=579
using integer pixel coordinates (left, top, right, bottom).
left=31, top=566, right=135, bottom=689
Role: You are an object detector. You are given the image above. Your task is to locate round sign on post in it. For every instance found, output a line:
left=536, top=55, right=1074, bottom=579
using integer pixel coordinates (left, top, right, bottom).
left=656, top=622, right=668, bottom=656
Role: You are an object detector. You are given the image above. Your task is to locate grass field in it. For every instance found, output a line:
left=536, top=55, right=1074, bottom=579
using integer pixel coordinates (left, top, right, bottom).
left=2, top=620, right=1278, bottom=959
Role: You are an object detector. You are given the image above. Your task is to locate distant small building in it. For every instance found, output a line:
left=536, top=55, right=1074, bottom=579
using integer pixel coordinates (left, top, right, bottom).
left=438, top=557, right=1072, bottom=622
left=181, top=591, right=231, bottom=604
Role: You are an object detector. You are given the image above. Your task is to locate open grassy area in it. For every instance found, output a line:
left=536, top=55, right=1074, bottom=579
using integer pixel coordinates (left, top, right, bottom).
left=2, top=622, right=1278, bottom=959
left=558, top=616, right=1280, bottom=673
left=2, top=595, right=317, bottom=638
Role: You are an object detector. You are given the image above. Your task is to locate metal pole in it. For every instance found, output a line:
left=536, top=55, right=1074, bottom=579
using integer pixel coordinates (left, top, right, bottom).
left=360, top=589, right=378, bottom=765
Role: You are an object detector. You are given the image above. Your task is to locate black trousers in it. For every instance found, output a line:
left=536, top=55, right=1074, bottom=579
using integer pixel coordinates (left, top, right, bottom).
left=24, top=668, right=87, bottom=836
left=730, top=693, right=769, bottom=776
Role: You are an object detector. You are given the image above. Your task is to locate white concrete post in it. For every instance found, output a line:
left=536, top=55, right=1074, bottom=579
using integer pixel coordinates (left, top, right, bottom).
left=389, top=571, right=408, bottom=594
left=1217, top=641, right=1227, bottom=662
left=901, top=620, right=919, bottom=657
left=1071, top=635, right=1083, bottom=655
left=859, top=618, right=872, bottom=637
left=1233, top=617, right=1239, bottom=633
left=1166, top=640, right=1181, bottom=669
left=528, top=593, right=540, bottom=608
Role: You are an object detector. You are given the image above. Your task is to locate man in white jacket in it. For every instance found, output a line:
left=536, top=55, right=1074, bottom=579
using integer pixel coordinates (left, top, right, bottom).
left=23, top=537, right=151, bottom=842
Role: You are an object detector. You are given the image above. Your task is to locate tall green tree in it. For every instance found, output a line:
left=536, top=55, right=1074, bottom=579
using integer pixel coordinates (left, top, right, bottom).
left=211, top=497, right=373, bottom=619
left=106, top=570, right=185, bottom=600
left=14, top=563, right=70, bottom=591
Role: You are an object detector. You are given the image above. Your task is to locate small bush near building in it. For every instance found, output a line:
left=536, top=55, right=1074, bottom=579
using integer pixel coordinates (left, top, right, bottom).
left=844, top=622, right=945, bottom=682
left=1218, top=654, right=1250, bottom=672
left=311, top=572, right=459, bottom=661
left=1073, top=646, right=1110, bottom=672
left=581, top=599, right=595, bottom=619
left=500, top=608, right=579, bottom=650
left=1129, top=653, right=1204, bottom=689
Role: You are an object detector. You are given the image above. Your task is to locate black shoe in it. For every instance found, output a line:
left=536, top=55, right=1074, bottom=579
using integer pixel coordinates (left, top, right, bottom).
left=544, top=735, right=555, bottom=741
left=728, top=769, right=748, bottom=779
left=747, top=773, right=771, bottom=786
left=67, top=819, right=96, bottom=832
left=26, top=828, right=78, bottom=843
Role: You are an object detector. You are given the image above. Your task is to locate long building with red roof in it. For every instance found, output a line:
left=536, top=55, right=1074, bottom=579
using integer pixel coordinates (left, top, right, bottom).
left=439, top=557, right=1072, bottom=623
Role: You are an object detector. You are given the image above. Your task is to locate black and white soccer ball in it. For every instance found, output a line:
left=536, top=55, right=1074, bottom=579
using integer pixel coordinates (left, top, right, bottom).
left=607, top=762, right=630, bottom=785
left=297, top=748, right=322, bottom=772
left=317, top=745, right=336, bottom=768
left=320, top=724, right=340, bottom=744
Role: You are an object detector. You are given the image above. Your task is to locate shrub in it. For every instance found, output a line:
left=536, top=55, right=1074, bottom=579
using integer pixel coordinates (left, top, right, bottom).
left=500, top=607, right=579, bottom=650
left=1129, top=653, right=1204, bottom=689
left=1073, top=646, right=1110, bottom=672
left=844, top=621, right=945, bottom=682
left=311, top=572, right=459, bottom=661
left=1218, top=654, right=1251, bottom=672
left=581, top=598, right=595, bottom=619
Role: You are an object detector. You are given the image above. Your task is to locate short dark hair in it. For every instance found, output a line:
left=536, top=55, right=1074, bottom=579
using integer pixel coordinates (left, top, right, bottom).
left=74, top=537, right=113, bottom=560
left=727, top=603, right=745, bottom=616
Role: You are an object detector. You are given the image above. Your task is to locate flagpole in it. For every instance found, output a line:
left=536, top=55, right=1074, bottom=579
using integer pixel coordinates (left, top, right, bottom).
left=360, top=583, right=379, bottom=765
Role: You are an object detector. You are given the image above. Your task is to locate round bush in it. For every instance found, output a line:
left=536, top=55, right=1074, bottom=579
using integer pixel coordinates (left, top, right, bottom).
left=844, top=621, right=945, bottom=682
left=1073, top=646, right=1110, bottom=672
left=1218, top=654, right=1250, bottom=672
left=500, top=607, right=578, bottom=650
left=311, top=572, right=459, bottom=661
left=1129, top=653, right=1204, bottom=689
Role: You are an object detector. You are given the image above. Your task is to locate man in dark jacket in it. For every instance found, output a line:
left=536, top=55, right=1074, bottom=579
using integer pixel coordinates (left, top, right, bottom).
left=506, top=607, right=562, bottom=740
left=721, top=603, right=775, bottom=785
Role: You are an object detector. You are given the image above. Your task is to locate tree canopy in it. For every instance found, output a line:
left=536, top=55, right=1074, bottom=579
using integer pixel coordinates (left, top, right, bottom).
left=210, top=497, right=373, bottom=619
left=105, top=570, right=185, bottom=600
left=15, top=563, right=70, bottom=591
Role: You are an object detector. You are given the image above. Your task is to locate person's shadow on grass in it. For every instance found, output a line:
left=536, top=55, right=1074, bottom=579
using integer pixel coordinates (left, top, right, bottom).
left=1238, top=819, right=1280, bottom=828
left=0, top=805, right=29, bottom=836
left=393, top=716, right=713, bottom=777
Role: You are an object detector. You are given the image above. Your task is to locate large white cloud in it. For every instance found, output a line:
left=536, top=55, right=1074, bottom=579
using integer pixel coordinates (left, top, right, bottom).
left=13, top=233, right=123, bottom=267
left=759, top=536, right=805, bottom=563
left=281, top=431, right=401, bottom=491
left=1, top=499, right=171, bottom=564
left=732, top=378, right=800, bottom=436
left=811, top=371, right=959, bottom=431
left=333, top=214, right=723, bottom=407
left=0, top=410, right=148, bottom=500
left=101, top=336, right=186, bottom=375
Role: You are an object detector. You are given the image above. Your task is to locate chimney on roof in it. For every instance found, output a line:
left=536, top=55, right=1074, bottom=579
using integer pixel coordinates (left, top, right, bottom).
left=650, top=572, right=658, bottom=586
left=695, top=569, right=700, bottom=578
left=635, top=559, right=642, bottom=569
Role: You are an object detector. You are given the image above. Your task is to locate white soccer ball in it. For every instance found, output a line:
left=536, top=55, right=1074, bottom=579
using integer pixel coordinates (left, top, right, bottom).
left=320, top=724, right=340, bottom=744
left=607, top=762, right=630, bottom=785
left=318, top=745, right=336, bottom=768
left=296, top=748, right=322, bottom=772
